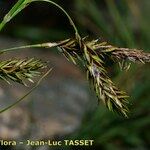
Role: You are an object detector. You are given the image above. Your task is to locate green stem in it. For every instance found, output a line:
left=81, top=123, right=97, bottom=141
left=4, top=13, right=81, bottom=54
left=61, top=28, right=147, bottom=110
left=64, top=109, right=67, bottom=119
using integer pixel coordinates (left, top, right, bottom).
left=0, top=21, right=6, bottom=31
left=0, top=0, right=81, bottom=40
left=33, top=0, right=80, bottom=39
left=0, top=42, right=57, bottom=54
left=0, top=68, right=52, bottom=114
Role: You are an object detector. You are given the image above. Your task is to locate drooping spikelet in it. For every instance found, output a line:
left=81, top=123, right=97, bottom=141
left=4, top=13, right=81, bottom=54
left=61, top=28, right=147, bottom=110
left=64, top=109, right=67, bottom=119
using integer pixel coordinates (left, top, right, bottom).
left=51, top=37, right=149, bottom=117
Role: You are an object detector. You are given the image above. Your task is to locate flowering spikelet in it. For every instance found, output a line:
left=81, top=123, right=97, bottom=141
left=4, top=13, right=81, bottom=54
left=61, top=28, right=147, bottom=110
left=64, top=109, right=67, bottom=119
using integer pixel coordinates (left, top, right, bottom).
left=83, top=44, right=129, bottom=117
left=46, top=37, right=149, bottom=117
left=0, top=58, right=46, bottom=85
left=35, top=37, right=150, bottom=116
left=86, top=40, right=150, bottom=63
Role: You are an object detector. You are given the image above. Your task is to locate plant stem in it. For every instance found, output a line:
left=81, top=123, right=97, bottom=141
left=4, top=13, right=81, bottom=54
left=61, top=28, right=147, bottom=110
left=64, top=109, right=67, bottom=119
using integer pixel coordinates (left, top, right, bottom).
left=0, top=0, right=81, bottom=40
left=0, top=42, right=57, bottom=54
left=0, top=68, right=52, bottom=114
left=31, top=0, right=81, bottom=40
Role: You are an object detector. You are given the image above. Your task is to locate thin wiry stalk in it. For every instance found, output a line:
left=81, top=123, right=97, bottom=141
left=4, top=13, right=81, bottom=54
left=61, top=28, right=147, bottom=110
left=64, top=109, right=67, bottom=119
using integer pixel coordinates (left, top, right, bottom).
left=0, top=0, right=81, bottom=40
left=32, top=0, right=81, bottom=40
left=0, top=68, right=52, bottom=114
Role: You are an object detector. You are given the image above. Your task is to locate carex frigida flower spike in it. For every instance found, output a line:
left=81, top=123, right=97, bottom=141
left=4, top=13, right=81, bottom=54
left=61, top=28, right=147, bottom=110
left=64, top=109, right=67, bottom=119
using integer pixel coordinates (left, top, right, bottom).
left=46, top=37, right=150, bottom=117
left=0, top=58, right=46, bottom=86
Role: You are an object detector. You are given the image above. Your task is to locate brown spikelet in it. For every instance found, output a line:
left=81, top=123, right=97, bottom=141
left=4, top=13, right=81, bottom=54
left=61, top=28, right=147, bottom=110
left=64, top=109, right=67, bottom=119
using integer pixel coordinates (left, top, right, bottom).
left=42, top=37, right=150, bottom=117
left=82, top=43, right=129, bottom=117
left=111, top=48, right=150, bottom=63
left=85, top=39, right=150, bottom=63
left=0, top=58, right=46, bottom=85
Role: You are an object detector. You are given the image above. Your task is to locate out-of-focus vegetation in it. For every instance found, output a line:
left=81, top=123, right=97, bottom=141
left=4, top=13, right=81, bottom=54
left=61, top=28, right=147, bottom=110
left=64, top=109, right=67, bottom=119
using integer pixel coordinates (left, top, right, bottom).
left=0, top=0, right=150, bottom=149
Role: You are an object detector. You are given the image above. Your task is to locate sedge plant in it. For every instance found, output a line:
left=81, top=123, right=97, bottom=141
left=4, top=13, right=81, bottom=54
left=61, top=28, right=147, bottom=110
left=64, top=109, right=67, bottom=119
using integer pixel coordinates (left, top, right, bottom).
left=0, top=0, right=149, bottom=117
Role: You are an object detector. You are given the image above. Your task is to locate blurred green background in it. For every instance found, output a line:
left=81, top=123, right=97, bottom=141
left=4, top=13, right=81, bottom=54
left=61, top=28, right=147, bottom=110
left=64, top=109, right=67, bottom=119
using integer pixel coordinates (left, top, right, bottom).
left=0, top=0, right=150, bottom=149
